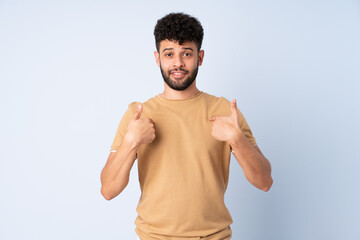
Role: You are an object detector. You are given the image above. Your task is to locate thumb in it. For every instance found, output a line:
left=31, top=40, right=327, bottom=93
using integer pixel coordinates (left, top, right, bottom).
left=231, top=99, right=238, bottom=116
left=133, top=104, right=143, bottom=120
left=208, top=115, right=217, bottom=121
left=230, top=99, right=240, bottom=125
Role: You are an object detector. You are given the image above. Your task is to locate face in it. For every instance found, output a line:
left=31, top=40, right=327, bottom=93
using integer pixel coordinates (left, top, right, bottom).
left=154, top=40, right=204, bottom=91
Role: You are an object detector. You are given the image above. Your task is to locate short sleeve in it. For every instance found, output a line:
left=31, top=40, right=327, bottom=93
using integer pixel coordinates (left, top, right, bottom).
left=110, top=102, right=141, bottom=152
left=237, top=109, right=257, bottom=146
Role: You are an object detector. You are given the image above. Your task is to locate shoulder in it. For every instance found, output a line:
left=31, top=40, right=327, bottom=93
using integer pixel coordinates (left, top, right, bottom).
left=202, top=92, right=231, bottom=104
left=202, top=92, right=232, bottom=115
left=127, top=95, right=157, bottom=108
left=127, top=95, right=158, bottom=116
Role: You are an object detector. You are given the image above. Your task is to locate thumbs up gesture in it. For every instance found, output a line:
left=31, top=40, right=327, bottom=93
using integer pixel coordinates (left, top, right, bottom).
left=208, top=99, right=243, bottom=144
left=124, top=104, right=156, bottom=148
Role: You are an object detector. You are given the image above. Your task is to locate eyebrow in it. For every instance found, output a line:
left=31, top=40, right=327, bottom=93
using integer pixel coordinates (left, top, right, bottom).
left=162, top=47, right=194, bottom=52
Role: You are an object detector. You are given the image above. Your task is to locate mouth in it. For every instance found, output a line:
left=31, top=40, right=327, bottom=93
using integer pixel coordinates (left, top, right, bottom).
left=170, top=70, right=187, bottom=79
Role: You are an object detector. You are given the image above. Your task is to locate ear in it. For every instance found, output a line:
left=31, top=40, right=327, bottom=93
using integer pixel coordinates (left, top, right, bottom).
left=154, top=51, right=160, bottom=66
left=198, top=50, right=204, bottom=66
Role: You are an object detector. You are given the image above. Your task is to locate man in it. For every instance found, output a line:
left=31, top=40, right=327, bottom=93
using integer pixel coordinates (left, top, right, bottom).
left=100, top=12, right=273, bottom=240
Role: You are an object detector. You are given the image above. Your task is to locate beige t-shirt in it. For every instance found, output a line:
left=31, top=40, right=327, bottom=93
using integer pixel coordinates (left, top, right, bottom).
left=110, top=92, right=257, bottom=240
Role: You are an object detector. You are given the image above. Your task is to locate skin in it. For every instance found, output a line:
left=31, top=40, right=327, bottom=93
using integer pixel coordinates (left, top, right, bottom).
left=100, top=39, right=272, bottom=200
left=154, top=39, right=204, bottom=99
left=208, top=99, right=273, bottom=191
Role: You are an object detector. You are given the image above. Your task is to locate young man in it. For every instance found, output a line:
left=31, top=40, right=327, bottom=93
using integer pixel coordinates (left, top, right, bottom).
left=100, top=12, right=273, bottom=240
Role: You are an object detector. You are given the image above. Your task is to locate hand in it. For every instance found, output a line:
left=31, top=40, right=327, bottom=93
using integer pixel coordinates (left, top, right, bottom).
left=208, top=99, right=243, bottom=145
left=124, top=104, right=156, bottom=148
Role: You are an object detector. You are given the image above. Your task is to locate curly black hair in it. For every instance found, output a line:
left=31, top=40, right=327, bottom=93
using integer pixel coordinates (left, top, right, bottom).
left=154, top=12, right=204, bottom=52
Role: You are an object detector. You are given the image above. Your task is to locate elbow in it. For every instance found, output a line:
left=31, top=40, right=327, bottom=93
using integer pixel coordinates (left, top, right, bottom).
left=101, top=187, right=115, bottom=201
left=248, top=174, right=273, bottom=192
left=101, top=184, right=124, bottom=201
left=261, top=177, right=273, bottom=192
left=100, top=180, right=128, bottom=200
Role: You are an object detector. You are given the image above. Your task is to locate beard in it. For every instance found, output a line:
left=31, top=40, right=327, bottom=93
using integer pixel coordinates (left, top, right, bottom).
left=160, top=63, right=199, bottom=91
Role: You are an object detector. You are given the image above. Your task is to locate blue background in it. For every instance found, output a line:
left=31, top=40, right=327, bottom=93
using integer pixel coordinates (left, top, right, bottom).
left=1, top=0, right=359, bottom=239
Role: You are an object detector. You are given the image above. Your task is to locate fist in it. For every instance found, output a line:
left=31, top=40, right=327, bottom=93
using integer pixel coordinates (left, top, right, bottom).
left=208, top=99, right=243, bottom=144
left=125, top=104, right=156, bottom=147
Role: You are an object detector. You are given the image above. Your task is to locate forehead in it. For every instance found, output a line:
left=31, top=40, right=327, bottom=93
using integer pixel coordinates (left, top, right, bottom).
left=159, top=39, right=197, bottom=51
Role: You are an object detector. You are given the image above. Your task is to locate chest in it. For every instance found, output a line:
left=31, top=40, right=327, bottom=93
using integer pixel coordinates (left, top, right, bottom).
left=138, top=106, right=225, bottom=157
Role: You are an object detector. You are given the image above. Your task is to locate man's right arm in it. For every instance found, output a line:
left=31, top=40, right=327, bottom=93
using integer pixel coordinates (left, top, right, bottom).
left=100, top=137, right=139, bottom=200
left=100, top=104, right=155, bottom=200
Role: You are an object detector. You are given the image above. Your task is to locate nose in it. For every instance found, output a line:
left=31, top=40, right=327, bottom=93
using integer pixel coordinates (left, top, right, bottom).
left=173, top=54, right=185, bottom=68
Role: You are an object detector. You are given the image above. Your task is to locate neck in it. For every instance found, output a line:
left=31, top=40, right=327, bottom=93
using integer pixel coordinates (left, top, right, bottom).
left=161, top=81, right=201, bottom=100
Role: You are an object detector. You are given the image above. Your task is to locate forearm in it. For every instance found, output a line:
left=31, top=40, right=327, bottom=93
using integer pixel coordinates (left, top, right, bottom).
left=100, top=137, right=139, bottom=200
left=230, top=131, right=273, bottom=191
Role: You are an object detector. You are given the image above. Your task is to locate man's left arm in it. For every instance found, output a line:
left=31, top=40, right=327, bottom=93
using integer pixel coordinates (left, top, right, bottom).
left=230, top=132, right=273, bottom=192
left=208, top=99, right=273, bottom=192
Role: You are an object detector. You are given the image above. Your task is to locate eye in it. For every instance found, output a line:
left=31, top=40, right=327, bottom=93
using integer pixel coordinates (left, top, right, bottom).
left=184, top=52, right=191, bottom=56
left=165, top=53, right=172, bottom=57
